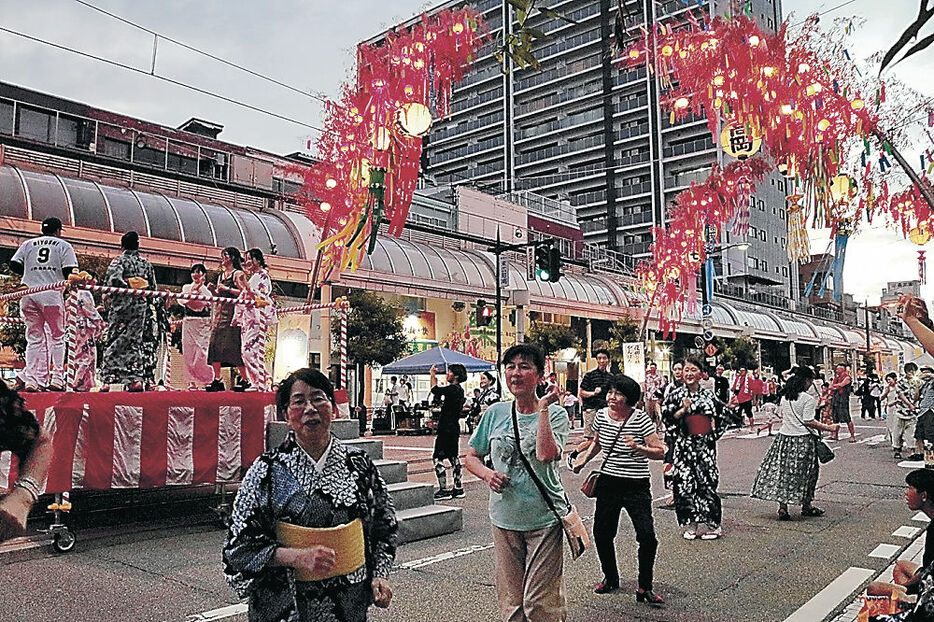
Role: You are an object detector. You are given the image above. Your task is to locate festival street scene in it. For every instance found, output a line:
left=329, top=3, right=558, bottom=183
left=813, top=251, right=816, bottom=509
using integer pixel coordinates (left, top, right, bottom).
left=4, top=1, right=934, bottom=621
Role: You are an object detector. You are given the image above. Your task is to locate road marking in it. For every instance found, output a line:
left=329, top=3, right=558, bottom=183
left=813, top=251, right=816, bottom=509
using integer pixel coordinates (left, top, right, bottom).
left=185, top=603, right=247, bottom=622
left=868, top=543, right=902, bottom=560
left=893, top=526, right=923, bottom=538
left=395, top=543, right=496, bottom=570
left=783, top=566, right=875, bottom=622
left=898, top=460, right=926, bottom=468
left=913, top=512, right=931, bottom=523
left=856, top=434, right=887, bottom=445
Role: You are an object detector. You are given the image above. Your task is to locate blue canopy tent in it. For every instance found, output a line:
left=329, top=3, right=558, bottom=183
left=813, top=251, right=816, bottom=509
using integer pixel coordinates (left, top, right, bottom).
left=381, top=346, right=495, bottom=375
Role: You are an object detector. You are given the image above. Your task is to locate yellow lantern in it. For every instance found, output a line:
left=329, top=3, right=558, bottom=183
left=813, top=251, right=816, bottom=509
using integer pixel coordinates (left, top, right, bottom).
left=720, top=122, right=762, bottom=159
left=325, top=178, right=338, bottom=189
left=910, top=224, right=932, bottom=246
left=828, top=175, right=857, bottom=204
left=397, top=102, right=433, bottom=137
left=674, top=96, right=690, bottom=109
left=372, top=126, right=392, bottom=151
left=851, top=98, right=865, bottom=110
left=320, top=202, right=332, bottom=212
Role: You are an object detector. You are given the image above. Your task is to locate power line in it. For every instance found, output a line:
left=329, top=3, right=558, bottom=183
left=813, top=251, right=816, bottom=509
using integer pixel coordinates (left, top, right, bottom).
left=70, top=0, right=334, bottom=108
left=0, top=25, right=328, bottom=134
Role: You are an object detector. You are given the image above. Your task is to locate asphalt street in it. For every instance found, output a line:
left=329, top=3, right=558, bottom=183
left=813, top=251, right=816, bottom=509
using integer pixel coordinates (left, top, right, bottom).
left=0, top=409, right=922, bottom=622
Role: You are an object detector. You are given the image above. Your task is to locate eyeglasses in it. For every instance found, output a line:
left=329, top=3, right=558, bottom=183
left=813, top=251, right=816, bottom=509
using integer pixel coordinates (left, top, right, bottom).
left=289, top=393, right=332, bottom=409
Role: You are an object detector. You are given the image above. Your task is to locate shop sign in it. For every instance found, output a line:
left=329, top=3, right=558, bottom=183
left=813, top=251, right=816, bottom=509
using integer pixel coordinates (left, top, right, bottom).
left=622, top=342, right=645, bottom=383
left=402, top=311, right=436, bottom=342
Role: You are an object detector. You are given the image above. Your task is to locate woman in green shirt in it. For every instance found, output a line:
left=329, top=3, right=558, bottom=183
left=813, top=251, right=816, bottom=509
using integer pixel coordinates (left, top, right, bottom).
left=465, top=343, right=569, bottom=622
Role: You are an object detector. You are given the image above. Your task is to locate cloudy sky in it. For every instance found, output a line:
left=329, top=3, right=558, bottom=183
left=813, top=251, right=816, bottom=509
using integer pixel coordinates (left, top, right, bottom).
left=0, top=0, right=930, bottom=304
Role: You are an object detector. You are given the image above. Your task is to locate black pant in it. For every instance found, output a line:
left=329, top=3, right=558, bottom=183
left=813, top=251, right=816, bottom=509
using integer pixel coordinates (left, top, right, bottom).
left=861, top=399, right=876, bottom=419
left=737, top=400, right=753, bottom=420
left=593, top=475, right=658, bottom=591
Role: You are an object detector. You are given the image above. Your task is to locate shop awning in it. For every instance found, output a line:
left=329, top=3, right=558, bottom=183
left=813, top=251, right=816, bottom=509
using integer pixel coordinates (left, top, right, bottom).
left=842, top=329, right=867, bottom=348
left=0, top=164, right=304, bottom=258
left=772, top=316, right=820, bottom=344
left=814, top=325, right=848, bottom=346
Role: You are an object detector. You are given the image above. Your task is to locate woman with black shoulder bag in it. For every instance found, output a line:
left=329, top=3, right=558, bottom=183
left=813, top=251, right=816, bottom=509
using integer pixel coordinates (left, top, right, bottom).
left=751, top=365, right=840, bottom=520
left=573, top=374, right=667, bottom=604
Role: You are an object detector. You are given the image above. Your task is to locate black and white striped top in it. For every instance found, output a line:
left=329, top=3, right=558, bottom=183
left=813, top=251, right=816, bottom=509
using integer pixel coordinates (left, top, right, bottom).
left=591, top=408, right=656, bottom=479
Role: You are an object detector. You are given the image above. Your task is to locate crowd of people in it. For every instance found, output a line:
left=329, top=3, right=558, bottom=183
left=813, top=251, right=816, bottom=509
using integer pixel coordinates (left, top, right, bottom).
left=7, top=219, right=277, bottom=394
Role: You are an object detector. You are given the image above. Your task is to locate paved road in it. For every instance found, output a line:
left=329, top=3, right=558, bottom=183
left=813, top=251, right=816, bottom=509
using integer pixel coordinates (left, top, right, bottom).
left=0, top=413, right=922, bottom=622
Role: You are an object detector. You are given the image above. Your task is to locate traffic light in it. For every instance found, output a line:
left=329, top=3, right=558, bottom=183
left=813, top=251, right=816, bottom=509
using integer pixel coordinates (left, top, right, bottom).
left=476, top=299, right=494, bottom=327
left=534, top=243, right=552, bottom=281
left=547, top=246, right=562, bottom=282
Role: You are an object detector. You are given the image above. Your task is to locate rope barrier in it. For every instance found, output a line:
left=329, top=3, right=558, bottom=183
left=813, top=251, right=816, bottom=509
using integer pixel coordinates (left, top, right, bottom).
left=65, top=295, right=79, bottom=391
left=0, top=316, right=24, bottom=325
left=78, top=283, right=251, bottom=306
left=0, top=280, right=68, bottom=302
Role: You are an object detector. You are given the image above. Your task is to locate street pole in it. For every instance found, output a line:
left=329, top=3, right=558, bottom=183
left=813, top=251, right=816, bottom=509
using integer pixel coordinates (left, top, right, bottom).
left=865, top=301, right=871, bottom=372
left=495, top=229, right=503, bottom=366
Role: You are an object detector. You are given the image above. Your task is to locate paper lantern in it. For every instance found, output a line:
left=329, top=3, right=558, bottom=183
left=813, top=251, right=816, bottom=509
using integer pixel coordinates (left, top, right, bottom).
left=372, top=126, right=392, bottom=151
left=674, top=96, right=690, bottom=109
left=909, top=225, right=932, bottom=246
left=829, top=175, right=857, bottom=204
left=320, top=202, right=332, bottom=212
left=720, top=123, right=762, bottom=159
left=325, top=178, right=338, bottom=189
left=397, top=102, right=433, bottom=137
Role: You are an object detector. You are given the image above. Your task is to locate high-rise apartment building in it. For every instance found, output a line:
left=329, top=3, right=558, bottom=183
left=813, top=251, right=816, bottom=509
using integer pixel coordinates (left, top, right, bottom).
left=380, top=0, right=792, bottom=296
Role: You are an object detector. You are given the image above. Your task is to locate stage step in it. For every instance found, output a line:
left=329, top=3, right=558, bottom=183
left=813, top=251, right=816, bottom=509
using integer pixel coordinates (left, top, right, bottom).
left=396, top=505, right=464, bottom=544
left=342, top=438, right=384, bottom=461
left=387, top=481, right=434, bottom=512
left=374, top=459, right=408, bottom=485
left=331, top=418, right=361, bottom=441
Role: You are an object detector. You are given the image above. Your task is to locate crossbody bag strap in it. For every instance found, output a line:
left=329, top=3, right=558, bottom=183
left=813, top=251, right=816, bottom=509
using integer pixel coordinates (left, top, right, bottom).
left=600, top=413, right=627, bottom=461
left=785, top=397, right=820, bottom=439
left=511, top=402, right=564, bottom=523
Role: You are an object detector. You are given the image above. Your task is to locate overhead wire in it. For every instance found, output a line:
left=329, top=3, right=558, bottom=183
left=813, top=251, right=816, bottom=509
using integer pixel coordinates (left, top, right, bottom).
left=70, top=0, right=334, bottom=108
left=0, top=26, right=328, bottom=134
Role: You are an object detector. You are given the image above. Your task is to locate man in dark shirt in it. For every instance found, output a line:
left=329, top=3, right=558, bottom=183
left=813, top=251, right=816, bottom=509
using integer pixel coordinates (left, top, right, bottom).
left=430, top=363, right=467, bottom=500
left=578, top=349, right=612, bottom=441
left=868, top=469, right=934, bottom=599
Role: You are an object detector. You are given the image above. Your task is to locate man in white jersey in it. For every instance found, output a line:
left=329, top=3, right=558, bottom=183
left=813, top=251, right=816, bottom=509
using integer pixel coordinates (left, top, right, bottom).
left=10, top=218, right=78, bottom=391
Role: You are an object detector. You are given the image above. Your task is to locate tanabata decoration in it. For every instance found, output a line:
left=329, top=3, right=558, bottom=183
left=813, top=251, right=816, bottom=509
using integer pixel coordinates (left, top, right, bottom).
left=620, top=14, right=934, bottom=335
left=293, top=9, right=486, bottom=284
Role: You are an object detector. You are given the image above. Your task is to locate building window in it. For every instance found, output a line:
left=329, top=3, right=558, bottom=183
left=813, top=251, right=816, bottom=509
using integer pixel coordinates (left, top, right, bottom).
left=782, top=266, right=788, bottom=277
left=780, top=208, right=786, bottom=220
left=759, top=230, right=766, bottom=241
left=762, top=260, right=768, bottom=271
left=16, top=106, right=55, bottom=143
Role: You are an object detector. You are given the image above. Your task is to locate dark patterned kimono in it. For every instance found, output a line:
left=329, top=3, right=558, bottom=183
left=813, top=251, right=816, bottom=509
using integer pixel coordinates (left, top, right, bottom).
left=874, top=560, right=934, bottom=621
left=100, top=250, right=161, bottom=385
left=661, top=384, right=725, bottom=529
left=223, top=433, right=398, bottom=622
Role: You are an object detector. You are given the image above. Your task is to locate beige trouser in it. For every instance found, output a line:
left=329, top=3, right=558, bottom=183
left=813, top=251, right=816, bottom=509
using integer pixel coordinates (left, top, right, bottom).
left=492, top=524, right=566, bottom=622
left=582, top=409, right=598, bottom=439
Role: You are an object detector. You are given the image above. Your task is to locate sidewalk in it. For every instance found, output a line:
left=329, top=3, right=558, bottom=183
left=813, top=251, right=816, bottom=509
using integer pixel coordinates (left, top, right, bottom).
left=784, top=512, right=930, bottom=622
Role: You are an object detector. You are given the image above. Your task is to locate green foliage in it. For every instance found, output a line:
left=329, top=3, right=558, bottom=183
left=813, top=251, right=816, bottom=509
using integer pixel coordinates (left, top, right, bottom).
left=495, top=0, right=577, bottom=73
left=333, top=289, right=408, bottom=367
left=721, top=336, right=758, bottom=370
left=525, top=321, right=580, bottom=358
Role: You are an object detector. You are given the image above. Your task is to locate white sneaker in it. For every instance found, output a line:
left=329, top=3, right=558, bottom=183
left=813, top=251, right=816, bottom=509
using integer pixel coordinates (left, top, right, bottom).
left=700, top=526, right=722, bottom=540
left=682, top=524, right=697, bottom=540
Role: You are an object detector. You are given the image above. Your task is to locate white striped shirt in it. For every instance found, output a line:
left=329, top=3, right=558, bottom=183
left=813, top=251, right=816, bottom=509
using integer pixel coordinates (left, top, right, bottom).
left=591, top=408, right=656, bottom=479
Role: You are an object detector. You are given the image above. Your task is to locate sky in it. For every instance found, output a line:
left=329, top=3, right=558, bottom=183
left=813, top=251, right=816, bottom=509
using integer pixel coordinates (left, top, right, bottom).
left=0, top=0, right=930, bottom=305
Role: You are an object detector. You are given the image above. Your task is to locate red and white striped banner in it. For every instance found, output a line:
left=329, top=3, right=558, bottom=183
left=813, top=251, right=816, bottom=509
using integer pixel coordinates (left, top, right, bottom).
left=0, top=392, right=276, bottom=494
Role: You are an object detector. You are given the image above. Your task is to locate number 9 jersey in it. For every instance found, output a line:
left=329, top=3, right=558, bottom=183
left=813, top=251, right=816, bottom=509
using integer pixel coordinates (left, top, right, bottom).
left=12, top=235, right=78, bottom=290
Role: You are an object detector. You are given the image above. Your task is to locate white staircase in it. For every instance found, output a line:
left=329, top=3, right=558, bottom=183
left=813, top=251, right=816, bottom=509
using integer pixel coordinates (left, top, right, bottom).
left=266, top=419, right=463, bottom=544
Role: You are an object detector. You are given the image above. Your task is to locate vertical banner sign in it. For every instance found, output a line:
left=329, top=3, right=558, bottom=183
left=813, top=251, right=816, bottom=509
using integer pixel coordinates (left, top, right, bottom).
left=622, top=342, right=645, bottom=383
left=525, top=247, right=535, bottom=281
left=499, top=255, right=511, bottom=290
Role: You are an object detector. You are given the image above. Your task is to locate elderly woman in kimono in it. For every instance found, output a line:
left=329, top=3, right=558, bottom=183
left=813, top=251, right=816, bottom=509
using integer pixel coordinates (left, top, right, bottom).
left=661, top=357, right=726, bottom=541
left=223, top=368, right=397, bottom=622
left=100, top=232, right=161, bottom=391
left=232, top=248, right=276, bottom=392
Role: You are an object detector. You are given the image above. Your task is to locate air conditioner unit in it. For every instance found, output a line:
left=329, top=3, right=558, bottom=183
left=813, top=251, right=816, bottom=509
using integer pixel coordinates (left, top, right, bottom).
left=215, top=153, right=227, bottom=166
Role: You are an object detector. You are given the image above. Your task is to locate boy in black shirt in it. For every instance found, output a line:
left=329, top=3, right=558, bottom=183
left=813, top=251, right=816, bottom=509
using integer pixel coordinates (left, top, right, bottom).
left=430, top=363, right=467, bottom=500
